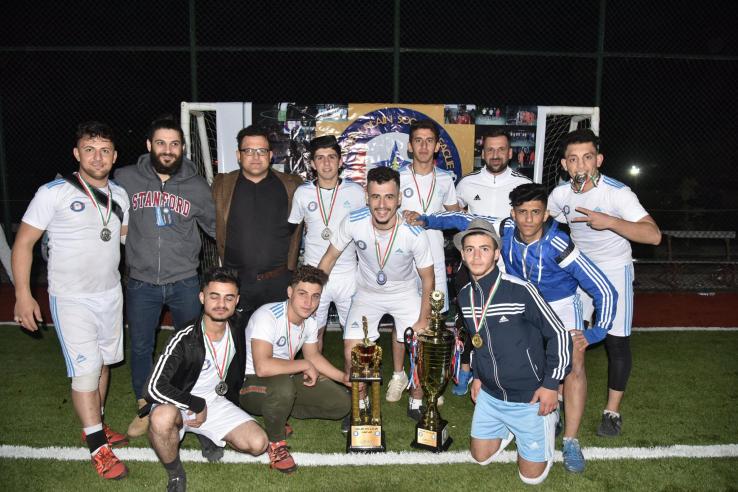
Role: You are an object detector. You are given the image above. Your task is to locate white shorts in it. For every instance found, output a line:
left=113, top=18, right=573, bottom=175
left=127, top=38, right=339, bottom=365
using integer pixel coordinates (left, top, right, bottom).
left=179, top=396, right=254, bottom=447
left=579, top=262, right=634, bottom=337
left=344, top=289, right=421, bottom=342
left=49, top=285, right=124, bottom=377
left=419, top=260, right=449, bottom=312
left=548, top=294, right=584, bottom=332
left=314, top=271, right=356, bottom=328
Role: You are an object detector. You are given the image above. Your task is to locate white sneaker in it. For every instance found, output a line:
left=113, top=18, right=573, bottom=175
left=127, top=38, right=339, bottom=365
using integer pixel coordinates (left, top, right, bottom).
left=386, top=373, right=409, bottom=402
left=438, top=395, right=445, bottom=407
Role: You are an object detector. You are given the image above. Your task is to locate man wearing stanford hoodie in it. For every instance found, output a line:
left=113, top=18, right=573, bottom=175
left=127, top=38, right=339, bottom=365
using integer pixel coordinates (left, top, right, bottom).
left=114, top=118, right=216, bottom=448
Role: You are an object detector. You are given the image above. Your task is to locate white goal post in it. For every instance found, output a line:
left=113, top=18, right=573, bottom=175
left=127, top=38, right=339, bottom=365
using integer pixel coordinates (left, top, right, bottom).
left=533, top=106, right=600, bottom=189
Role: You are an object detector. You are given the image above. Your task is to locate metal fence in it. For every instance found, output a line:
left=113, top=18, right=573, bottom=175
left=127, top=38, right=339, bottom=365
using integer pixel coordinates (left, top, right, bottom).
left=1, top=0, right=736, bottom=289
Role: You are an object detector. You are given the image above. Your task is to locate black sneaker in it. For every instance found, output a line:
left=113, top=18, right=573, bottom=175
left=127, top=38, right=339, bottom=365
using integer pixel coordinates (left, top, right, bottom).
left=341, top=415, right=350, bottom=435
left=167, top=475, right=186, bottom=492
left=407, top=405, right=424, bottom=422
left=196, top=434, right=224, bottom=462
left=597, top=412, right=622, bottom=437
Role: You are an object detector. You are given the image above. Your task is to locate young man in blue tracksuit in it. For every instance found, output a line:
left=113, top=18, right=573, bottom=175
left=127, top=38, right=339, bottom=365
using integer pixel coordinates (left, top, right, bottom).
left=415, top=183, right=617, bottom=473
left=455, top=219, right=571, bottom=484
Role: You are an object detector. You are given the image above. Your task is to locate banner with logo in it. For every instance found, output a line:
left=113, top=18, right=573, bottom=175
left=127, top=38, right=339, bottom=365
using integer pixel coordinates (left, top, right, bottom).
left=248, top=102, right=537, bottom=185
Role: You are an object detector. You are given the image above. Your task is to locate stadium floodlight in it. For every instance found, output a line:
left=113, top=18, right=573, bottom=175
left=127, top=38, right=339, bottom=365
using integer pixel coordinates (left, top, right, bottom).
left=629, top=164, right=641, bottom=176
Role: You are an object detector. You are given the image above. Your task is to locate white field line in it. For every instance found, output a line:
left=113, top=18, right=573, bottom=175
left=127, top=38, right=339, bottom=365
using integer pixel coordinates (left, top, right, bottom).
left=1, top=444, right=737, bottom=466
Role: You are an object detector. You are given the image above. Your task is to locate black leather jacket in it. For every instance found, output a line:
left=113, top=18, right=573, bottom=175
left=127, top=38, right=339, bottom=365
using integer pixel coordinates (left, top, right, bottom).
left=142, top=312, right=246, bottom=414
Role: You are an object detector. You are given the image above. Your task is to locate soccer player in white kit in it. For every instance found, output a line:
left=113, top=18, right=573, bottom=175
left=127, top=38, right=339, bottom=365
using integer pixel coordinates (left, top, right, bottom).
left=12, top=122, right=131, bottom=480
left=548, top=129, right=661, bottom=438
left=146, top=267, right=267, bottom=490
left=318, top=166, right=435, bottom=418
left=399, top=119, right=461, bottom=313
left=288, top=135, right=365, bottom=350
left=452, top=129, right=531, bottom=395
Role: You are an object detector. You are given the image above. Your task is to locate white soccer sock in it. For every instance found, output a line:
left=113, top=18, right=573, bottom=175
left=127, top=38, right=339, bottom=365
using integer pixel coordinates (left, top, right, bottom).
left=393, top=371, right=405, bottom=378
left=604, top=410, right=620, bottom=418
left=84, top=423, right=103, bottom=435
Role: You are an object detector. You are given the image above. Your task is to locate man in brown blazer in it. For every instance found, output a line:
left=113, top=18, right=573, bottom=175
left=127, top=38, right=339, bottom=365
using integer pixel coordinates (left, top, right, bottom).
left=212, top=125, right=303, bottom=315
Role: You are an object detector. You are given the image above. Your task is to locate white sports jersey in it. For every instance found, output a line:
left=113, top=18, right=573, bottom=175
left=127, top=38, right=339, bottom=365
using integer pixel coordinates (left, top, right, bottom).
left=190, top=327, right=235, bottom=403
left=456, top=166, right=531, bottom=218
left=288, top=179, right=365, bottom=275
left=548, top=175, right=649, bottom=266
left=21, top=178, right=130, bottom=297
left=399, top=164, right=457, bottom=260
left=331, top=208, right=433, bottom=295
left=244, top=301, right=319, bottom=375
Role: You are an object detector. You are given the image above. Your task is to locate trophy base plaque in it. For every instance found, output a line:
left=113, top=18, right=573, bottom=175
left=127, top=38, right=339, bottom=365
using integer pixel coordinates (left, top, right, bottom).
left=411, top=419, right=452, bottom=452
left=346, top=424, right=386, bottom=453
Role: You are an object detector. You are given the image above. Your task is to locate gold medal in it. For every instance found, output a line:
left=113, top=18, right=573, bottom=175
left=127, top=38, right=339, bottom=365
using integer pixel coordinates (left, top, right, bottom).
left=472, top=333, right=483, bottom=348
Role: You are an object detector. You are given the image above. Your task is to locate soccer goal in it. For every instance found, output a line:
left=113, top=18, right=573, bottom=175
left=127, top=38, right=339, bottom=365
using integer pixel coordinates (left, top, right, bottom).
left=532, top=106, right=600, bottom=190
left=180, top=102, right=220, bottom=271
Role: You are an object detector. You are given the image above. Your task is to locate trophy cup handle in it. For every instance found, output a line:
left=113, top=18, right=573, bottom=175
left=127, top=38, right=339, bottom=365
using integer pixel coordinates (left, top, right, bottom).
left=403, top=327, right=415, bottom=352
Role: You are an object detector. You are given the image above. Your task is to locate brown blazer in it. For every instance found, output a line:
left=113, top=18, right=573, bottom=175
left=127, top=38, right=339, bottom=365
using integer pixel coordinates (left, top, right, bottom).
left=212, top=169, right=304, bottom=271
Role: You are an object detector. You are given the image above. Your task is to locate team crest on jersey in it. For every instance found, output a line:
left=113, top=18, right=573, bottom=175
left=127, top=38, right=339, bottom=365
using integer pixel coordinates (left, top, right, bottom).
left=343, top=200, right=351, bottom=208
left=403, top=188, right=414, bottom=198
left=202, top=359, right=211, bottom=371
left=307, top=201, right=318, bottom=212
left=276, top=336, right=287, bottom=347
left=356, top=240, right=367, bottom=250
left=70, top=200, right=85, bottom=212
left=563, top=205, right=570, bottom=215
left=338, top=107, right=462, bottom=184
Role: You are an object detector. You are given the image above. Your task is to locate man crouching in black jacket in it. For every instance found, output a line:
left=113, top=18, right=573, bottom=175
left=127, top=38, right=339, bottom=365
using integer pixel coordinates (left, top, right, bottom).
left=143, top=267, right=268, bottom=491
left=456, top=220, right=572, bottom=485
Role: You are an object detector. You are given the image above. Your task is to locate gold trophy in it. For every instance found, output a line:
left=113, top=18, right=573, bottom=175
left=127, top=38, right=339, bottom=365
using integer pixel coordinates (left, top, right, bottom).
left=346, top=316, right=386, bottom=452
left=404, top=290, right=454, bottom=452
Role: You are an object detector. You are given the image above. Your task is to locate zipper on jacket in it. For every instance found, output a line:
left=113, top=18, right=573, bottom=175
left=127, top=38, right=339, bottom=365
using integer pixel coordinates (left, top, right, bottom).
left=477, top=282, right=507, bottom=401
left=157, top=180, right=165, bottom=283
left=526, top=348, right=542, bottom=382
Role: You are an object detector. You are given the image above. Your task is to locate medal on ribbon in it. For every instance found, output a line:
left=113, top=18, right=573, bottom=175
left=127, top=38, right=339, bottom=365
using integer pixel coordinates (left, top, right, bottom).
left=316, top=182, right=340, bottom=240
left=468, top=272, right=501, bottom=349
left=373, top=215, right=401, bottom=286
left=202, top=321, right=234, bottom=396
left=75, top=172, right=113, bottom=242
left=410, top=165, right=437, bottom=213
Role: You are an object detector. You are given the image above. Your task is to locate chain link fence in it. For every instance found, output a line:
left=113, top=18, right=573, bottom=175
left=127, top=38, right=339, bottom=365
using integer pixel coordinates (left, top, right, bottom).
left=1, top=0, right=736, bottom=289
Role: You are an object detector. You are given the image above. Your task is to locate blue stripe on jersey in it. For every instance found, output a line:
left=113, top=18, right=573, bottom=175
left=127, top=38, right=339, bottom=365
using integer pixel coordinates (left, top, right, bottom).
left=46, top=178, right=66, bottom=189
left=349, top=207, right=371, bottom=222
left=269, top=302, right=286, bottom=318
left=603, top=176, right=626, bottom=189
left=403, top=223, right=423, bottom=236
left=50, top=296, right=75, bottom=377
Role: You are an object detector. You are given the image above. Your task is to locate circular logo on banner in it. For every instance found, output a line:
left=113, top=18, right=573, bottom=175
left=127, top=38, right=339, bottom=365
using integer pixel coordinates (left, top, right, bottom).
left=70, top=200, right=85, bottom=212
left=338, top=107, right=462, bottom=185
left=403, top=187, right=414, bottom=198
left=307, top=201, right=318, bottom=212
left=356, top=240, right=367, bottom=250
left=276, top=336, right=287, bottom=347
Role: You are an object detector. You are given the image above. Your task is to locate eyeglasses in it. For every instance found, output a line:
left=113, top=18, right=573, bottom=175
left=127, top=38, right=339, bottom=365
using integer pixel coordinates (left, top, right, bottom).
left=239, top=147, right=269, bottom=156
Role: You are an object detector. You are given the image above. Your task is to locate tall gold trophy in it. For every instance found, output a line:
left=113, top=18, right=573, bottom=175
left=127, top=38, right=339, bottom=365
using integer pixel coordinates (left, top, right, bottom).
left=404, top=290, right=455, bottom=452
left=346, top=316, right=386, bottom=452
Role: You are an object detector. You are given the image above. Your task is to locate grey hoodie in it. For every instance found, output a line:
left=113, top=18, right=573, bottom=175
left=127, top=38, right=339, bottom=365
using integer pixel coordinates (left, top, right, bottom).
left=114, top=154, right=216, bottom=285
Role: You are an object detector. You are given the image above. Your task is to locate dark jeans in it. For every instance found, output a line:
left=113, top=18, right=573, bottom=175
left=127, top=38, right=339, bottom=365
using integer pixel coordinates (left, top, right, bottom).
left=238, top=270, right=292, bottom=313
left=126, top=275, right=201, bottom=399
left=240, top=374, right=350, bottom=442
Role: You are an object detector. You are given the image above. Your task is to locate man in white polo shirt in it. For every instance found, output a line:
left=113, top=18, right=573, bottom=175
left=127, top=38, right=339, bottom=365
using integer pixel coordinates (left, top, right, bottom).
left=318, top=166, right=435, bottom=420
left=399, top=119, right=461, bottom=313
left=548, top=129, right=661, bottom=438
left=12, top=121, right=131, bottom=480
left=288, top=135, right=365, bottom=350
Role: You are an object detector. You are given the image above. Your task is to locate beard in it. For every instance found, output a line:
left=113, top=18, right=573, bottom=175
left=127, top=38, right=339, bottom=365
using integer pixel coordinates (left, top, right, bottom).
left=151, top=150, right=183, bottom=175
left=485, top=157, right=509, bottom=174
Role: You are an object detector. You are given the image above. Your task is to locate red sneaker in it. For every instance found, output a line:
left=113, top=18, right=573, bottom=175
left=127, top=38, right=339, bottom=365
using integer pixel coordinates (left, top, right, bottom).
left=82, top=424, right=129, bottom=448
left=268, top=440, right=297, bottom=474
left=91, top=444, right=128, bottom=480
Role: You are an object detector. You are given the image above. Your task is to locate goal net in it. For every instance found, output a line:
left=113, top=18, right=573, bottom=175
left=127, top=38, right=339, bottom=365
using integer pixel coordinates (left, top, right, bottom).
left=181, top=103, right=219, bottom=271
left=532, top=106, right=600, bottom=190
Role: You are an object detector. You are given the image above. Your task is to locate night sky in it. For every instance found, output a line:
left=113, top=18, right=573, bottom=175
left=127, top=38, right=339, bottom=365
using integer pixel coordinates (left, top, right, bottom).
left=1, top=0, right=736, bottom=228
